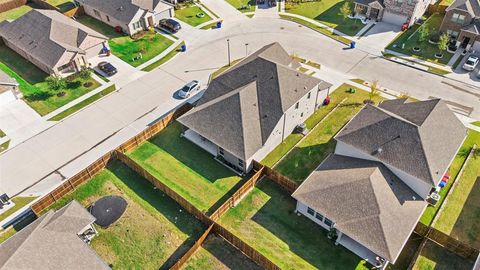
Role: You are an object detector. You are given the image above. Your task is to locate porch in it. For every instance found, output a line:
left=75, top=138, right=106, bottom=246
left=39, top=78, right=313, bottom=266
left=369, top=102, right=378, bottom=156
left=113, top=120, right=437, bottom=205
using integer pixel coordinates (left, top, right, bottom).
left=181, top=128, right=218, bottom=156
left=337, top=233, right=387, bottom=269
left=353, top=0, right=384, bottom=21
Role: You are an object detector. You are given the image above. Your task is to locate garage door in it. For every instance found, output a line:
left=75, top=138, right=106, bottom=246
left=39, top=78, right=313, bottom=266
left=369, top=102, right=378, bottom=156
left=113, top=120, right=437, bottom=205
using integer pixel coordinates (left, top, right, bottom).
left=154, top=9, right=173, bottom=25
left=472, top=41, right=480, bottom=51
left=382, top=11, right=408, bottom=26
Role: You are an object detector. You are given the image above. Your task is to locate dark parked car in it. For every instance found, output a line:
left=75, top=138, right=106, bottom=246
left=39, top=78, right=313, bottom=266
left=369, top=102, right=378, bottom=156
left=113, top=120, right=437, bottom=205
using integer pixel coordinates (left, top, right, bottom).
left=158, top=19, right=181, bottom=33
left=98, top=61, right=117, bottom=76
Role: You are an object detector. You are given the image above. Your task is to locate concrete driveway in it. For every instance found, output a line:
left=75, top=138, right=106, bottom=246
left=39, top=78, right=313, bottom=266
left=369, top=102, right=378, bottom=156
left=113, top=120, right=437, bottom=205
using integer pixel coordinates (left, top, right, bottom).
left=356, top=22, right=401, bottom=56
left=450, top=52, right=480, bottom=83
left=89, top=54, right=145, bottom=88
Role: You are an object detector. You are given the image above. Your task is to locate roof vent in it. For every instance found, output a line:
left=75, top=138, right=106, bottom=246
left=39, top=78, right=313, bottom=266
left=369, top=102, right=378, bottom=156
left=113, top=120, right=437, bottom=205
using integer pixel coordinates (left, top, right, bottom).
left=304, top=86, right=307, bottom=90
left=412, top=196, right=416, bottom=200
left=119, top=6, right=124, bottom=11
left=372, top=147, right=383, bottom=155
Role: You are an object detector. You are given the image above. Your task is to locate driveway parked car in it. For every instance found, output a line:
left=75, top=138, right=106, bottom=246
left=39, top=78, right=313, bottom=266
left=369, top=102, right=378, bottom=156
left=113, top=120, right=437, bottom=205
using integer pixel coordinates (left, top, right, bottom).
left=98, top=61, right=118, bottom=76
left=158, top=19, right=181, bottom=33
left=178, top=80, right=200, bottom=99
left=462, top=55, right=479, bottom=71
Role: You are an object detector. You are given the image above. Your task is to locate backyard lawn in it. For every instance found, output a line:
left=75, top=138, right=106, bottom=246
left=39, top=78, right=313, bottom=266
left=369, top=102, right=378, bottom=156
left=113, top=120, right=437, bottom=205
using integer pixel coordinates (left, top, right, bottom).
left=0, top=4, right=32, bottom=22
left=386, top=13, right=454, bottom=65
left=175, top=4, right=213, bottom=27
left=225, top=0, right=255, bottom=13
left=45, top=0, right=75, bottom=12
left=219, top=179, right=369, bottom=269
left=285, top=0, right=364, bottom=36
left=433, top=130, right=480, bottom=247
left=420, top=130, right=480, bottom=226
left=76, top=15, right=174, bottom=67
left=413, top=240, right=474, bottom=270
left=127, top=122, right=246, bottom=213
left=272, top=84, right=383, bottom=182
left=44, top=160, right=205, bottom=269
left=183, top=235, right=262, bottom=270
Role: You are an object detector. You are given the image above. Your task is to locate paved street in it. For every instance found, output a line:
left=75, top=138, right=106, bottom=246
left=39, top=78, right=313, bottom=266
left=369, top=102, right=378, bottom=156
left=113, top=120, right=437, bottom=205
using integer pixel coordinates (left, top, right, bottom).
left=1, top=11, right=480, bottom=201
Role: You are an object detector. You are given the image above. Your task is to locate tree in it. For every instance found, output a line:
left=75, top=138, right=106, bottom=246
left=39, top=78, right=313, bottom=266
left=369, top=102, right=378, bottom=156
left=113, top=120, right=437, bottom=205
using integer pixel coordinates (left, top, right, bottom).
left=339, top=2, right=351, bottom=21
left=368, top=80, right=380, bottom=103
left=398, top=91, right=411, bottom=100
left=418, top=26, right=430, bottom=43
left=46, top=75, right=66, bottom=91
left=79, top=66, right=91, bottom=80
left=438, top=34, right=449, bottom=54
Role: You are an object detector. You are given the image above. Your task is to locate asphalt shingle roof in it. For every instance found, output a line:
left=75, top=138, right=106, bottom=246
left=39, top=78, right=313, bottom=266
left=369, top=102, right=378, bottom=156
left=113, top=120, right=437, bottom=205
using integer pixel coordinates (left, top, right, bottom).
left=0, top=9, right=107, bottom=70
left=292, top=155, right=427, bottom=262
left=178, top=43, right=331, bottom=160
left=0, top=201, right=109, bottom=270
left=447, top=0, right=480, bottom=17
left=335, top=99, right=467, bottom=186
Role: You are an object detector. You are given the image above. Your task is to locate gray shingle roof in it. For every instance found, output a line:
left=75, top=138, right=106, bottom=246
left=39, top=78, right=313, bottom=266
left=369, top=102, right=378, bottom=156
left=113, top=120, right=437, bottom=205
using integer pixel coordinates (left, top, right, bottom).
left=447, top=0, right=480, bottom=17
left=0, top=9, right=107, bottom=70
left=292, top=155, right=426, bottom=262
left=462, top=19, right=480, bottom=34
left=0, top=200, right=109, bottom=270
left=178, top=43, right=331, bottom=160
left=335, top=99, right=467, bottom=186
left=354, top=0, right=385, bottom=8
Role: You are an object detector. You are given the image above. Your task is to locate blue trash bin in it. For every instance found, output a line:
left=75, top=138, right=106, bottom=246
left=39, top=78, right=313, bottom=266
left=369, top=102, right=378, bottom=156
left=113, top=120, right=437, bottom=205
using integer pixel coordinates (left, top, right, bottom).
left=216, top=21, right=222, bottom=29
left=181, top=44, right=186, bottom=52
left=350, top=41, right=356, bottom=49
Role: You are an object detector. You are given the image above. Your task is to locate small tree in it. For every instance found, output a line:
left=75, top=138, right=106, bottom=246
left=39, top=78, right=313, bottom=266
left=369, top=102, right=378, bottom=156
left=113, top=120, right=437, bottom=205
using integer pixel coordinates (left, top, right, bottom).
left=398, top=91, right=411, bottom=100
left=418, top=26, right=430, bottom=43
left=368, top=80, right=380, bottom=103
left=79, top=66, right=91, bottom=80
left=46, top=75, right=66, bottom=91
left=339, top=2, right=352, bottom=21
left=438, top=34, right=449, bottom=55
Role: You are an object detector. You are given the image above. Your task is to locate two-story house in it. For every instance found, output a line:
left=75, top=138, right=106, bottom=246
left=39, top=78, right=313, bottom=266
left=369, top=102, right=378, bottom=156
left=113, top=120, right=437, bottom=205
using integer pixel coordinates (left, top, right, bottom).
left=75, top=0, right=175, bottom=35
left=354, top=0, right=432, bottom=26
left=440, top=0, right=480, bottom=51
left=177, top=43, right=332, bottom=174
left=293, top=98, right=467, bottom=267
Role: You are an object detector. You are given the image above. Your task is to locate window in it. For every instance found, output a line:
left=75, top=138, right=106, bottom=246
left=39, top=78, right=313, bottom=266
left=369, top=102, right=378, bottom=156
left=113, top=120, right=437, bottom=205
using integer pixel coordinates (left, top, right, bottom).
left=315, top=212, right=324, bottom=221
left=394, top=0, right=403, bottom=6
left=238, top=159, right=244, bottom=167
left=446, top=30, right=459, bottom=38
left=307, top=207, right=315, bottom=215
left=132, top=21, right=142, bottom=30
left=93, top=9, right=101, bottom=17
left=451, top=13, right=466, bottom=24
left=324, top=218, right=333, bottom=227
left=295, top=102, right=299, bottom=110
left=219, top=147, right=224, bottom=156
left=307, top=92, right=311, bottom=99
left=106, top=15, right=110, bottom=22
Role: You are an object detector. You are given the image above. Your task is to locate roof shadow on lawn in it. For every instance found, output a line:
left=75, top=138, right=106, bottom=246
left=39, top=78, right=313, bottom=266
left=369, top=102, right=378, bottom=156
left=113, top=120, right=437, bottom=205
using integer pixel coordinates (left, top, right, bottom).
left=0, top=45, right=48, bottom=85
left=250, top=180, right=365, bottom=269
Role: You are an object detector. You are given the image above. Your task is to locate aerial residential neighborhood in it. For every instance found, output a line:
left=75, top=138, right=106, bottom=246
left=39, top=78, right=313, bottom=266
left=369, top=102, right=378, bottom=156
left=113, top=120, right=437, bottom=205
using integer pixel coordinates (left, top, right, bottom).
left=0, top=0, right=479, bottom=269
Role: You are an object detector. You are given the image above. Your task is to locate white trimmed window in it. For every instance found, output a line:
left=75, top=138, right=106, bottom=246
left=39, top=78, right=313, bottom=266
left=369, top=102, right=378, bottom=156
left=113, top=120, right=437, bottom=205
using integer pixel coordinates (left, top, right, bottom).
left=307, top=207, right=315, bottom=216
left=446, top=30, right=459, bottom=38
left=451, top=13, right=466, bottom=24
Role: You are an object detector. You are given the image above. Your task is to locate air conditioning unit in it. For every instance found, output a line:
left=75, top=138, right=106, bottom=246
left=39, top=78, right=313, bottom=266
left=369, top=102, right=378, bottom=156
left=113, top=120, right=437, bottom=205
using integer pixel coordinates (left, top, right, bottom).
left=427, top=192, right=441, bottom=206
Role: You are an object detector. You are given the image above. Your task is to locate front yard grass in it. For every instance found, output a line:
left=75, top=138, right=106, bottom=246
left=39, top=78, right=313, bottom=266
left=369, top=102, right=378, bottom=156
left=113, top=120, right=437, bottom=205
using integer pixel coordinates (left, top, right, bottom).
left=175, top=4, right=213, bottom=27
left=285, top=0, right=363, bottom=36
left=183, top=234, right=262, bottom=270
left=127, top=122, right=246, bottom=213
left=44, top=160, right=204, bottom=269
left=225, top=0, right=255, bottom=13
left=273, top=84, right=383, bottom=182
left=386, top=13, right=453, bottom=66
left=219, top=179, right=369, bottom=269
left=420, top=130, right=480, bottom=226
left=433, top=130, right=480, bottom=247
left=413, top=240, right=474, bottom=270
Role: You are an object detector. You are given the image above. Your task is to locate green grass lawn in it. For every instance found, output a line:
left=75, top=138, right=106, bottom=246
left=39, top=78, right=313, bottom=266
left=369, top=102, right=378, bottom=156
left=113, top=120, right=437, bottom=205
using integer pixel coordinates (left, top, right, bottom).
left=420, top=130, right=480, bottom=226
left=0, top=196, right=37, bottom=223
left=46, top=0, right=75, bottom=12
left=433, top=131, right=480, bottom=247
left=183, top=235, right=262, bottom=270
left=0, top=4, right=32, bottom=22
left=142, top=42, right=184, bottom=72
left=285, top=0, right=364, bottom=36
left=127, top=122, right=245, bottom=213
left=0, top=140, right=10, bottom=153
left=225, top=0, right=255, bottom=13
left=175, top=4, right=213, bottom=26
left=386, top=13, right=453, bottom=66
left=471, top=121, right=480, bottom=127
left=76, top=15, right=174, bottom=67
left=219, top=179, right=369, bottom=269
left=44, top=160, right=204, bottom=269
left=413, top=240, right=474, bottom=270
left=273, top=84, right=383, bottom=182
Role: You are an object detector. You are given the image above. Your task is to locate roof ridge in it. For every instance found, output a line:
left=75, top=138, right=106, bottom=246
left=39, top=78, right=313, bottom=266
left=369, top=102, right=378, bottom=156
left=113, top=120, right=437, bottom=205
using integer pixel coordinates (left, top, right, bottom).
left=415, top=124, right=435, bottom=184
left=371, top=105, right=419, bottom=127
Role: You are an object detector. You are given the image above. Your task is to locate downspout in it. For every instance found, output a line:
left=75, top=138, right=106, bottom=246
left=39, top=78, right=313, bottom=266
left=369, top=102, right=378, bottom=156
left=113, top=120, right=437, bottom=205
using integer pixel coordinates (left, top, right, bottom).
left=281, top=111, right=287, bottom=142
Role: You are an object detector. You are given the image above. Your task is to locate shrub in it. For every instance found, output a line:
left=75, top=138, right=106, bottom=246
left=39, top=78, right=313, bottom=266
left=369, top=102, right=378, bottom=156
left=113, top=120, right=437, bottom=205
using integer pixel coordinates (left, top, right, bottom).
left=79, top=66, right=91, bottom=80
left=429, top=32, right=440, bottom=43
left=46, top=75, right=66, bottom=91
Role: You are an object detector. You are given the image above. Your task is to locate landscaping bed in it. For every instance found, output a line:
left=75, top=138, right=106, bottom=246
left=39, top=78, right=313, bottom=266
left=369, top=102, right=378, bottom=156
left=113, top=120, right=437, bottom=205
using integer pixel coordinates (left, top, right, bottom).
left=44, top=160, right=205, bottom=269
left=413, top=240, right=474, bottom=270
left=127, top=122, right=246, bottom=213
left=175, top=4, right=213, bottom=27
left=225, top=0, right=255, bottom=13
left=218, top=179, right=369, bottom=269
left=182, top=234, right=262, bottom=270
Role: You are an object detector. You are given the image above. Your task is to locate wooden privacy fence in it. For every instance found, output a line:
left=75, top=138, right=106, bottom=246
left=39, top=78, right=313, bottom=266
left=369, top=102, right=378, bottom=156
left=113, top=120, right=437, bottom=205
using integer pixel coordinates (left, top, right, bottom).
left=253, top=160, right=299, bottom=194
left=0, top=0, right=26, bottom=13
left=170, top=224, right=214, bottom=270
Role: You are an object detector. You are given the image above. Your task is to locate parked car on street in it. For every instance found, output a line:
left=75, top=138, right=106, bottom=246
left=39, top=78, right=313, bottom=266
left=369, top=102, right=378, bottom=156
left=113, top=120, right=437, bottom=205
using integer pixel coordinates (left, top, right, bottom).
left=178, top=80, right=200, bottom=99
left=462, top=55, right=479, bottom=71
left=98, top=61, right=117, bottom=76
left=158, top=19, right=181, bottom=33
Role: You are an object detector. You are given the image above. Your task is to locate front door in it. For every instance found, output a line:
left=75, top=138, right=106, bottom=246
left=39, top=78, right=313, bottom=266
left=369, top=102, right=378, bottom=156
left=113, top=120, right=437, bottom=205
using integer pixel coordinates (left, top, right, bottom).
left=369, top=8, right=379, bottom=20
left=461, top=37, right=471, bottom=48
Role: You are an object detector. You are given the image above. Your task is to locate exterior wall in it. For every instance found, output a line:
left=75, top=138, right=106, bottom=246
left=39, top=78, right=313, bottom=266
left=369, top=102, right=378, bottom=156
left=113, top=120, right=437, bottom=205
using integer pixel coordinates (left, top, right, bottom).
left=2, top=38, right=54, bottom=75
left=440, top=9, right=473, bottom=39
left=383, top=0, right=430, bottom=25
left=296, top=201, right=333, bottom=230
left=0, top=89, right=16, bottom=106
left=334, top=141, right=432, bottom=198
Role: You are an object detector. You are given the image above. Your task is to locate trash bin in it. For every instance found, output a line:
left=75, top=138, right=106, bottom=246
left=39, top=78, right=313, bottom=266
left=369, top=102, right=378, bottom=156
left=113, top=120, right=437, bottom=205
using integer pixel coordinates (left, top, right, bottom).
left=181, top=44, right=186, bottom=52
left=350, top=41, right=356, bottom=49
left=323, top=96, right=331, bottom=105
left=216, top=21, right=222, bottom=29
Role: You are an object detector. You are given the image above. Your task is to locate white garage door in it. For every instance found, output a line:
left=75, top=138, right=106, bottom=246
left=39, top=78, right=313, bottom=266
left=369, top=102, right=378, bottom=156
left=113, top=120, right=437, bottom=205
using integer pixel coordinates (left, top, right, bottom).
left=154, top=9, right=173, bottom=25
left=382, top=11, right=408, bottom=26
left=472, top=41, right=480, bottom=52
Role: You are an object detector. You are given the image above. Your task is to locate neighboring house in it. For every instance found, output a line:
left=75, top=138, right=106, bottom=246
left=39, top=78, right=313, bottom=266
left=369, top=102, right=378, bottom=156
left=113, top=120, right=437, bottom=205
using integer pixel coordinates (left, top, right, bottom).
left=440, top=0, right=480, bottom=50
left=75, top=0, right=175, bottom=35
left=0, top=70, right=20, bottom=106
left=178, top=43, right=332, bottom=174
left=354, top=0, right=431, bottom=26
left=0, top=200, right=109, bottom=270
left=0, top=9, right=108, bottom=77
left=293, top=98, right=467, bottom=267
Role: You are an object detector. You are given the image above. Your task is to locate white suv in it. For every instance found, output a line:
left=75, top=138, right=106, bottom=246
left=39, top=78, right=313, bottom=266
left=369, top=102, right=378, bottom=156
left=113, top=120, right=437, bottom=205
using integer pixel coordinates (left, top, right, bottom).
left=462, top=55, right=479, bottom=71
